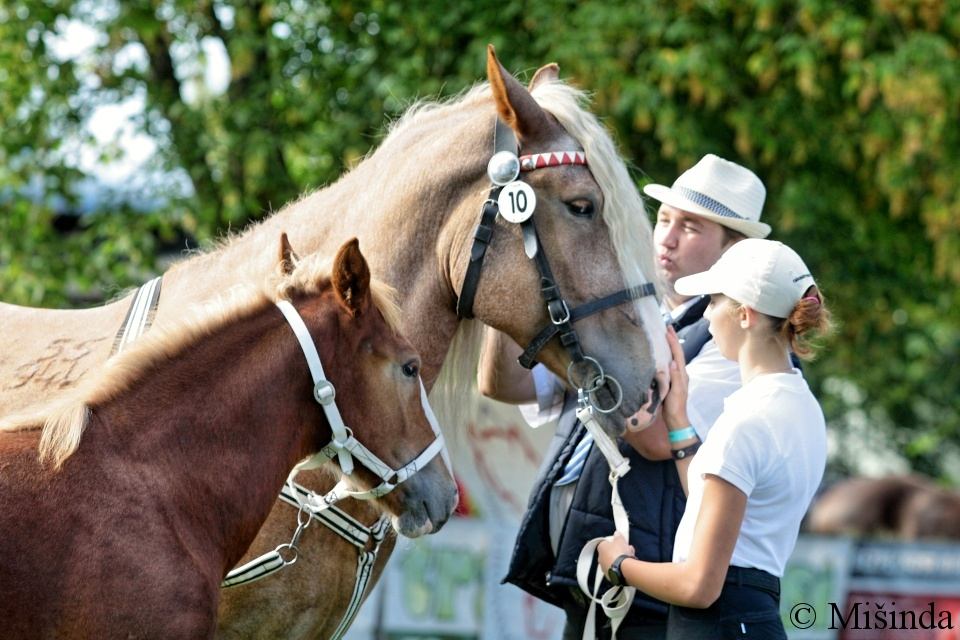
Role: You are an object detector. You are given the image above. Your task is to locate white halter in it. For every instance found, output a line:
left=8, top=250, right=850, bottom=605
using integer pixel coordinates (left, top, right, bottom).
left=221, top=300, right=452, bottom=599
left=574, top=391, right=636, bottom=640
left=274, top=300, right=450, bottom=511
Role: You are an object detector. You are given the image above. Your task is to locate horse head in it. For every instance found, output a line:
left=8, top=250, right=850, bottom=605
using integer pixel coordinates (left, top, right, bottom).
left=450, top=47, right=670, bottom=436
left=285, top=237, right=458, bottom=537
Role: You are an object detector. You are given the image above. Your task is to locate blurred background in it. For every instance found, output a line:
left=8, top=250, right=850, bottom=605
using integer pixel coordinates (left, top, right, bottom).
left=2, top=1, right=959, bottom=637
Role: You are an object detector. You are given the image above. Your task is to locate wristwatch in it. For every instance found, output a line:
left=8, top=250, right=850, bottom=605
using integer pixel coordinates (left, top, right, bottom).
left=606, top=553, right=633, bottom=586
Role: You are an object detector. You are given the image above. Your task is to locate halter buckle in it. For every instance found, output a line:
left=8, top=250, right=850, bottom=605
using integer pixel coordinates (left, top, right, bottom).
left=548, top=299, right=571, bottom=325
left=314, top=380, right=336, bottom=405
left=331, top=426, right=354, bottom=451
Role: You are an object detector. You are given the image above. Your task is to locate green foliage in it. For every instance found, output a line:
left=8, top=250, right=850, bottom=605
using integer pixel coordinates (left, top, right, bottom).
left=1, top=0, right=958, bottom=478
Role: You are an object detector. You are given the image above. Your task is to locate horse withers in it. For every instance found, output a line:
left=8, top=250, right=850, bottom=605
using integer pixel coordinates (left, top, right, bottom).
left=0, top=237, right=457, bottom=639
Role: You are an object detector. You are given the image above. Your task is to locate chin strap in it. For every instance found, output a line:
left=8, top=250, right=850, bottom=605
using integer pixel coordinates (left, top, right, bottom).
left=574, top=389, right=636, bottom=640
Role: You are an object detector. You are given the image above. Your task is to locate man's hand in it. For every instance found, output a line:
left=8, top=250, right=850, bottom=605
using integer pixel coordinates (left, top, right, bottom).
left=663, top=326, right=691, bottom=430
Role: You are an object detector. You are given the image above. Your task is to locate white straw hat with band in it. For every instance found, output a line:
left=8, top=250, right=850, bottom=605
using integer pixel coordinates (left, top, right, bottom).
left=643, top=154, right=771, bottom=239
left=674, top=239, right=816, bottom=318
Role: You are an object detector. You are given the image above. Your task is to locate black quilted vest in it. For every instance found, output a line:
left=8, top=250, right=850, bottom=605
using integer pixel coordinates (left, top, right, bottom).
left=503, top=296, right=711, bottom=621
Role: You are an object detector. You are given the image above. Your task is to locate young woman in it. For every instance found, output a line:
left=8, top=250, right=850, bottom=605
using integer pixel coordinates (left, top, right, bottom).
left=598, top=239, right=832, bottom=639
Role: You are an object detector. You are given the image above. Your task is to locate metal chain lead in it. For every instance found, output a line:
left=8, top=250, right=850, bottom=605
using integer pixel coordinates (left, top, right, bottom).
left=273, top=503, right=313, bottom=566
left=568, top=357, right=623, bottom=414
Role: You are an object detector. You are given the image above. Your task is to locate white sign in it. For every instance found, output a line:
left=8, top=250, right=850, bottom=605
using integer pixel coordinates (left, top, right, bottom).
left=497, top=181, right=536, bottom=223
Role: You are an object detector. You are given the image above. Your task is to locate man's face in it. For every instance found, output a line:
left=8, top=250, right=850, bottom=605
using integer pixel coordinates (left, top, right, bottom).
left=654, top=204, right=732, bottom=306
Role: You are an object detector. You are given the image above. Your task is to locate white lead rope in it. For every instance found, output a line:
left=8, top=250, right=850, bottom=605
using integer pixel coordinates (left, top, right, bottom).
left=574, top=391, right=636, bottom=640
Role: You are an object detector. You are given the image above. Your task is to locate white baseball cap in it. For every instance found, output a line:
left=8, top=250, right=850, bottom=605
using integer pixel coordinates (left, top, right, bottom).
left=674, top=239, right=816, bottom=318
left=643, top=154, right=771, bottom=238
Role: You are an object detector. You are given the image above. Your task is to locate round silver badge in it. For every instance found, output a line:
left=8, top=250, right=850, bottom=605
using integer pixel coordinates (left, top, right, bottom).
left=487, top=150, right=521, bottom=186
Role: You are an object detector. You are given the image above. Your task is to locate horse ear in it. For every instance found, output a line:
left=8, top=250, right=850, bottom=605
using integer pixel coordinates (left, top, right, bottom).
left=332, top=238, right=371, bottom=318
left=486, top=44, right=553, bottom=142
left=278, top=232, right=299, bottom=276
left=528, top=63, right=559, bottom=91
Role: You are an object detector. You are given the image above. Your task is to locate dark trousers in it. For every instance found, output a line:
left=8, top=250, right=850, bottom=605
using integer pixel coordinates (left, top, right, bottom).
left=666, top=567, right=785, bottom=639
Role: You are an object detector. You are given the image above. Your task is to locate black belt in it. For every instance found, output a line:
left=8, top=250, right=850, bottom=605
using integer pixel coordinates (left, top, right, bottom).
left=724, top=566, right=780, bottom=596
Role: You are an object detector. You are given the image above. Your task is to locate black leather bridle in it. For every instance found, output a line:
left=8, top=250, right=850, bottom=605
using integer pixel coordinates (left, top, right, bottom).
left=456, top=118, right=657, bottom=408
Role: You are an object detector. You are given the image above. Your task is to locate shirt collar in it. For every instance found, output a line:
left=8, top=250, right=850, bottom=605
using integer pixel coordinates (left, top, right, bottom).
left=663, top=295, right=705, bottom=322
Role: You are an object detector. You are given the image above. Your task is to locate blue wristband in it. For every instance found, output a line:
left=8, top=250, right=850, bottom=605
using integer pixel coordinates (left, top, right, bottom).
left=668, top=426, right=697, bottom=443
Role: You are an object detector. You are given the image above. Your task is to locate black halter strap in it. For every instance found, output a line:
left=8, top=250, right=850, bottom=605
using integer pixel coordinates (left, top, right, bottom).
left=517, top=282, right=657, bottom=369
left=456, top=188, right=500, bottom=320
left=456, top=118, right=659, bottom=370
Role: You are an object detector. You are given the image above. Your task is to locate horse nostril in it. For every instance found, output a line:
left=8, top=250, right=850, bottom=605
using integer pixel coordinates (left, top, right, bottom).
left=647, top=379, right=661, bottom=414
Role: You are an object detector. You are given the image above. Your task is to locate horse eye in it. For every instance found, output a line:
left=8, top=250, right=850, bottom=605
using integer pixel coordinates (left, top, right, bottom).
left=401, top=361, right=419, bottom=379
left=566, top=199, right=595, bottom=218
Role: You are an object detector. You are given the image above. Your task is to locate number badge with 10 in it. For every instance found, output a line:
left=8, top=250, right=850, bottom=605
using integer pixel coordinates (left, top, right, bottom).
left=497, top=181, right=537, bottom=224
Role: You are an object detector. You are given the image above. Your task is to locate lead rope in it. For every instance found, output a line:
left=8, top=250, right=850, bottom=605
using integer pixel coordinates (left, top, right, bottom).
left=574, top=389, right=636, bottom=640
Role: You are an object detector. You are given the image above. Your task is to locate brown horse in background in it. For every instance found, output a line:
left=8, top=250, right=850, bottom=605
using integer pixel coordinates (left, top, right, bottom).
left=0, top=238, right=457, bottom=639
left=0, top=46, right=668, bottom=638
left=806, top=475, right=960, bottom=540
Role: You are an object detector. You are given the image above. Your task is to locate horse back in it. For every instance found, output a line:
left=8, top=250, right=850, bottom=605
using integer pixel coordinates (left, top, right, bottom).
left=0, top=300, right=127, bottom=415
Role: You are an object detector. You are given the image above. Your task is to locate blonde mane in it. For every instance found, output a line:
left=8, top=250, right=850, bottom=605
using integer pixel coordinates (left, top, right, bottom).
left=530, top=80, right=660, bottom=295
left=0, top=252, right=399, bottom=469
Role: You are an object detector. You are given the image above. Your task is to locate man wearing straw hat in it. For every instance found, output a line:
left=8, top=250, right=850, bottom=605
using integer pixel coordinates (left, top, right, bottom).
left=480, top=154, right=771, bottom=639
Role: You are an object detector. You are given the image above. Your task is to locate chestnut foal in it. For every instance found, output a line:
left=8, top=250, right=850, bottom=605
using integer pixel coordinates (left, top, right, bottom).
left=0, top=238, right=457, bottom=639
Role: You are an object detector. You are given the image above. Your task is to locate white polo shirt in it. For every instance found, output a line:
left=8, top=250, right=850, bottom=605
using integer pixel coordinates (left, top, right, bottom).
left=672, top=371, right=826, bottom=577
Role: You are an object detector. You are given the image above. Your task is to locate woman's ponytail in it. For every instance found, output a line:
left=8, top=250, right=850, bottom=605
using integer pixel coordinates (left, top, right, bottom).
left=778, top=286, right=833, bottom=360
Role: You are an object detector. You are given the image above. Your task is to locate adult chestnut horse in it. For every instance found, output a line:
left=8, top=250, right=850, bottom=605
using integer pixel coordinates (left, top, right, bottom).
left=0, top=237, right=457, bottom=638
left=0, top=47, right=668, bottom=637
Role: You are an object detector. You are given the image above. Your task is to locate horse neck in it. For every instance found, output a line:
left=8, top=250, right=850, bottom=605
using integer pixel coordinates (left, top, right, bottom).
left=89, top=303, right=331, bottom=568
left=165, top=104, right=490, bottom=385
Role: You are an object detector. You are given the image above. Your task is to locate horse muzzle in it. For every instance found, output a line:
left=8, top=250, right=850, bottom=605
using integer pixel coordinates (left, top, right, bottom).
left=389, top=463, right=459, bottom=538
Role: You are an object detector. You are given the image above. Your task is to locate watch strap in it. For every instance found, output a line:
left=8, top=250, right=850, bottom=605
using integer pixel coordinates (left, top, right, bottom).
left=607, top=553, right=633, bottom=586
left=672, top=437, right=702, bottom=460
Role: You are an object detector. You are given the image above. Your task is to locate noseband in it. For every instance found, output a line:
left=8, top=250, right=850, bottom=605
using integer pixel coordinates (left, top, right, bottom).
left=275, top=300, right=448, bottom=508
left=456, top=118, right=657, bottom=411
